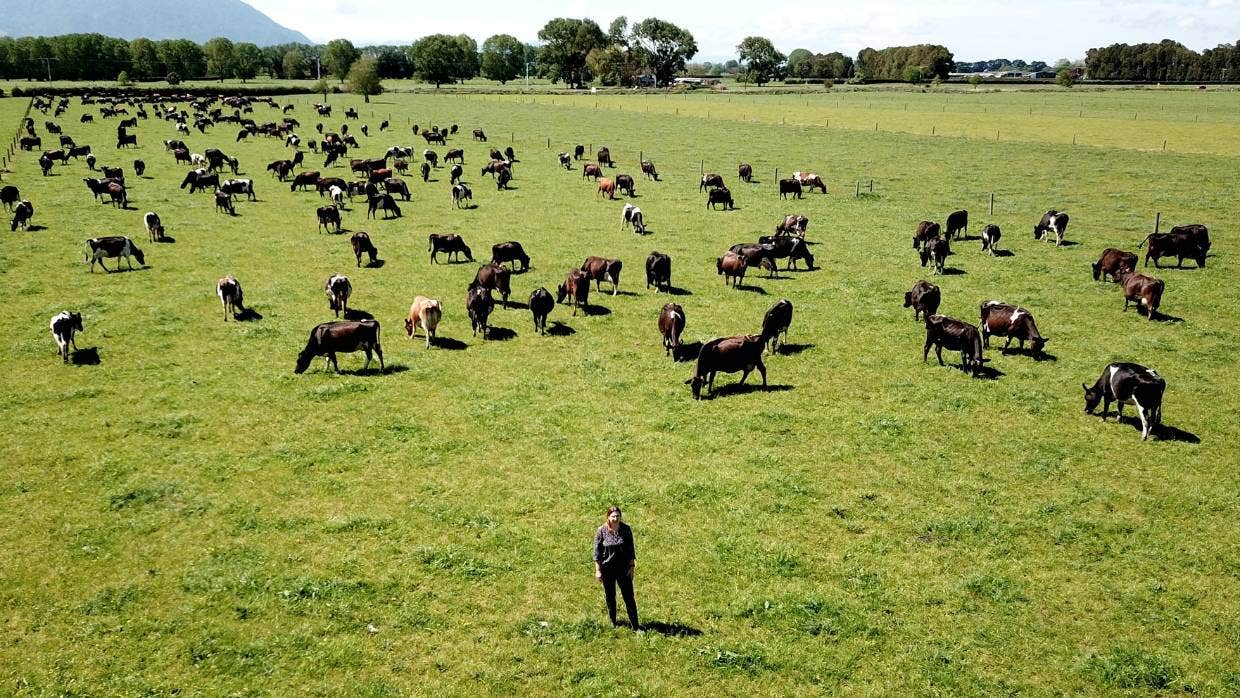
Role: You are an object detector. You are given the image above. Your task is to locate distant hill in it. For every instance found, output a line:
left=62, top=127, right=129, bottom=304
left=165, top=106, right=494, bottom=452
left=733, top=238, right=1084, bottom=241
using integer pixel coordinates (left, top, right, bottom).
left=0, top=0, right=312, bottom=46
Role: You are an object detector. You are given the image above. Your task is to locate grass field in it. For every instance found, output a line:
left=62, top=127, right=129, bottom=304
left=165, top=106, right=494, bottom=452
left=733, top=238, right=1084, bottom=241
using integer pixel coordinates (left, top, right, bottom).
left=0, top=86, right=1237, bottom=695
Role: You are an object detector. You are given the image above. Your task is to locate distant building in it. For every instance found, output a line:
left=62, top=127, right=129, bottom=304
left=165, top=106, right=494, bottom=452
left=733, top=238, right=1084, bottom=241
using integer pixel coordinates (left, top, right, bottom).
left=1026, top=70, right=1057, bottom=79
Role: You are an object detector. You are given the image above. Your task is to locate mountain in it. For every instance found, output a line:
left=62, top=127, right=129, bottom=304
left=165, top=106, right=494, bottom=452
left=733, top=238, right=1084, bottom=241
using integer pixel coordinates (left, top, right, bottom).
left=0, top=0, right=312, bottom=45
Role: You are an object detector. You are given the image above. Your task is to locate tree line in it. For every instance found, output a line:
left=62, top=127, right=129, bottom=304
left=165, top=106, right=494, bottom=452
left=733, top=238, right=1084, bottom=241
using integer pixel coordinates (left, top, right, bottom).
left=1085, top=40, right=1240, bottom=81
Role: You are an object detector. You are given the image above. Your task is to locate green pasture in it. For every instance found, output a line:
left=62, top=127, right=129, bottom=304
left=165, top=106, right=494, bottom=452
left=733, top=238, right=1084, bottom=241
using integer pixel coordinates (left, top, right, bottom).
left=0, top=88, right=1237, bottom=695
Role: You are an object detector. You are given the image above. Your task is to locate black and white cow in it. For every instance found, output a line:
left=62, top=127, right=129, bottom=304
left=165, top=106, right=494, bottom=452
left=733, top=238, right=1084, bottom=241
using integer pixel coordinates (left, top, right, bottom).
left=50, top=310, right=83, bottom=363
left=10, top=200, right=34, bottom=231
left=85, top=236, right=144, bottom=272
left=981, top=224, right=1002, bottom=255
left=1083, top=362, right=1166, bottom=440
left=217, top=275, right=244, bottom=321
left=1033, top=210, right=1070, bottom=246
left=325, top=273, right=352, bottom=317
left=219, top=178, right=256, bottom=201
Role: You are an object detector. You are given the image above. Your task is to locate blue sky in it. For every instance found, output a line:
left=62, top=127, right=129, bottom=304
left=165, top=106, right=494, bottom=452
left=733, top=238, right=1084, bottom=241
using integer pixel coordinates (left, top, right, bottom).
left=243, top=0, right=1240, bottom=62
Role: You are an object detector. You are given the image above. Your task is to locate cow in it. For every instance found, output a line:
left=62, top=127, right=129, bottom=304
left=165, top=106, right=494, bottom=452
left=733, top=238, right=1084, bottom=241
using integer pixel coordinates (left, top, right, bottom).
left=85, top=154, right=97, bottom=170
left=1138, top=231, right=1208, bottom=269
left=1168, top=223, right=1211, bottom=252
left=778, top=178, right=802, bottom=200
left=597, top=178, right=616, bottom=200
left=2, top=185, right=22, bottom=211
left=582, top=163, right=603, bottom=180
left=621, top=204, right=647, bottom=234
left=85, top=236, right=145, bottom=272
left=1083, top=362, right=1166, bottom=440
left=452, top=184, right=472, bottom=208
left=219, top=178, right=256, bottom=201
left=116, top=132, right=138, bottom=148
left=445, top=148, right=464, bottom=163
left=641, top=160, right=659, bottom=181
left=404, top=296, right=442, bottom=348
left=496, top=167, right=512, bottom=190
left=325, top=274, right=352, bottom=318
left=366, top=168, right=393, bottom=184
left=738, top=163, right=753, bottom=182
left=101, top=166, right=125, bottom=183
left=558, top=152, right=572, bottom=169
left=172, top=148, right=192, bottom=166
left=386, top=146, right=412, bottom=160
left=658, top=302, right=685, bottom=357
left=133, top=159, right=146, bottom=176
left=775, top=214, right=809, bottom=238
left=920, top=238, right=951, bottom=274
left=573, top=144, right=585, bottom=160
left=616, top=174, right=636, bottom=197
left=729, top=243, right=778, bottom=277
left=39, top=154, right=54, bottom=176
left=1117, top=270, right=1165, bottom=320
left=945, top=210, right=968, bottom=240
left=10, top=200, right=33, bottom=231
left=757, top=235, right=815, bottom=270
left=59, top=135, right=75, bottom=149
left=981, top=224, right=1002, bottom=255
left=214, top=190, right=235, bottom=215
left=793, top=172, right=827, bottom=193
left=913, top=221, right=941, bottom=250
left=556, top=268, right=591, bottom=316
left=581, top=256, right=622, bottom=295
left=294, top=320, right=383, bottom=374
left=760, top=299, right=794, bottom=353
left=393, top=158, right=408, bottom=175
left=217, top=276, right=244, bottom=321
left=923, top=315, right=984, bottom=377
left=290, top=170, right=321, bottom=191
left=81, top=114, right=94, bottom=123
left=481, top=159, right=510, bottom=177
left=422, top=130, right=446, bottom=145
left=449, top=164, right=463, bottom=185
left=646, top=251, right=672, bottom=292
left=366, top=194, right=401, bottom=219
left=351, top=232, right=379, bottom=267
left=474, top=263, right=512, bottom=308
left=980, top=301, right=1048, bottom=357
left=491, top=241, right=530, bottom=272
left=529, top=287, right=555, bottom=335
left=429, top=233, right=473, bottom=264
left=144, top=211, right=164, bottom=242
left=328, top=185, right=346, bottom=209
left=1033, top=210, right=1070, bottom=246
left=466, top=283, right=494, bottom=338
left=490, top=148, right=503, bottom=161
left=473, top=129, right=487, bottom=141
left=420, top=161, right=431, bottom=182
left=903, top=281, right=941, bottom=321
left=50, top=311, right=83, bottom=364
left=102, top=181, right=127, bottom=209
left=19, top=136, right=41, bottom=151
left=504, top=146, right=517, bottom=162
left=1093, top=248, right=1138, bottom=282
left=317, top=206, right=341, bottom=234
left=707, top=187, right=734, bottom=210
left=597, top=147, right=613, bottom=167
left=345, top=107, right=358, bottom=120
left=716, top=250, right=747, bottom=287
left=685, top=335, right=767, bottom=400
left=700, top=173, right=724, bottom=192
left=384, top=178, right=410, bottom=201
left=423, top=149, right=439, bottom=168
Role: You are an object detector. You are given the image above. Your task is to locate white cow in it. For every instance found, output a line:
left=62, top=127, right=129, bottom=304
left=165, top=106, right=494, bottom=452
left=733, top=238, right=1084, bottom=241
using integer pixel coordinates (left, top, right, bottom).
left=404, top=296, right=443, bottom=349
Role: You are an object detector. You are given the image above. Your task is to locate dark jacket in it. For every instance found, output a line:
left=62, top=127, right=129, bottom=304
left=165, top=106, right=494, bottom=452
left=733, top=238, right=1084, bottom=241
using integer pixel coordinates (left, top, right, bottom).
left=593, top=522, right=636, bottom=569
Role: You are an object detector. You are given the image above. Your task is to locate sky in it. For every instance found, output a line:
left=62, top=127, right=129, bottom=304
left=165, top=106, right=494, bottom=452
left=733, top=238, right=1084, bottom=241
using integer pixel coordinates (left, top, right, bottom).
left=241, top=0, right=1240, bottom=63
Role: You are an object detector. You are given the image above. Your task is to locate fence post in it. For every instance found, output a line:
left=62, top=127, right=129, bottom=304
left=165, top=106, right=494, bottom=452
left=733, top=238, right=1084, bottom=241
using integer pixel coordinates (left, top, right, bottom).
left=869, top=180, right=873, bottom=193
left=700, top=160, right=704, bottom=176
left=855, top=181, right=860, bottom=198
left=1154, top=212, right=1161, bottom=234
left=1162, top=140, right=1167, bottom=151
left=547, top=137, right=550, bottom=149
left=989, top=193, right=994, bottom=215
left=1072, top=134, right=1076, bottom=145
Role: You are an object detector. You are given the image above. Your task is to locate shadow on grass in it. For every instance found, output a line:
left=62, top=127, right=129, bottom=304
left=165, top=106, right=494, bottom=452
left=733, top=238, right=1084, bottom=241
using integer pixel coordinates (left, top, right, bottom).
left=708, top=383, right=794, bottom=398
left=484, top=326, right=517, bottom=341
left=340, top=363, right=409, bottom=376
left=547, top=321, right=575, bottom=336
left=776, top=343, right=813, bottom=355
left=1147, top=309, right=1184, bottom=323
left=26, top=224, right=48, bottom=232
left=234, top=307, right=263, bottom=322
left=1057, top=240, right=1081, bottom=247
left=610, top=290, right=639, bottom=298
left=155, top=236, right=177, bottom=243
left=433, top=337, right=468, bottom=350
left=641, top=621, right=702, bottom=637
left=673, top=341, right=703, bottom=362
left=501, top=299, right=528, bottom=310
left=940, top=267, right=967, bottom=276
left=734, top=284, right=767, bottom=294
left=663, top=285, right=692, bottom=296
left=582, top=304, right=611, bottom=317
left=71, top=347, right=100, bottom=365
left=992, top=249, right=1015, bottom=258
left=364, top=259, right=386, bottom=269
left=343, top=308, right=374, bottom=321
left=1114, top=416, right=1201, bottom=443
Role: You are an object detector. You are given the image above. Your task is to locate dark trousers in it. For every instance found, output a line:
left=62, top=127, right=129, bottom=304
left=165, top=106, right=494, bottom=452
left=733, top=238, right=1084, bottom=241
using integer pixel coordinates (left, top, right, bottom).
left=601, top=567, right=639, bottom=628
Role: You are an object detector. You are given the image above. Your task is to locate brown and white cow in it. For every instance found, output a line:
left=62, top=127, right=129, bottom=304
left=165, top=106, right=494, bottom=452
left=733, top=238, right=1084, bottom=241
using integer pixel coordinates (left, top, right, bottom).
left=294, top=320, right=383, bottom=374
left=685, top=335, right=767, bottom=399
left=923, top=315, right=984, bottom=376
left=404, top=296, right=442, bottom=348
left=738, top=162, right=753, bottom=182
left=217, top=275, right=244, bottom=321
left=1092, top=248, right=1137, bottom=282
left=1117, top=270, right=1164, bottom=321
left=581, top=256, right=622, bottom=295
left=979, top=301, right=1047, bottom=357
left=792, top=171, right=827, bottom=194
left=707, top=187, right=734, bottom=210
left=582, top=163, right=603, bottom=180
left=658, top=302, right=685, bottom=357
left=775, top=214, right=808, bottom=238
left=700, top=173, right=724, bottom=192
left=903, top=280, right=941, bottom=321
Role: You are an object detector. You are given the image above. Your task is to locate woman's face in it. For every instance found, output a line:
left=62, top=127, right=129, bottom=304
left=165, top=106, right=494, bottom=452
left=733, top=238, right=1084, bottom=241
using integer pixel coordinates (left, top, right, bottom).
left=607, top=510, right=621, bottom=526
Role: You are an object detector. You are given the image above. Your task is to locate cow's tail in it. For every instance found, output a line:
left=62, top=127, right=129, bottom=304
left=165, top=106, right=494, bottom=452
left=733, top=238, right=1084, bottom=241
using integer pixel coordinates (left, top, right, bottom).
left=1136, top=233, right=1154, bottom=249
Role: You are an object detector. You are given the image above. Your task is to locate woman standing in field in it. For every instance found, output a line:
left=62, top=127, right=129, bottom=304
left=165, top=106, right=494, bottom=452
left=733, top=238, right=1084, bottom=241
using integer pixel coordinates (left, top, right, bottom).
left=593, top=505, right=640, bottom=630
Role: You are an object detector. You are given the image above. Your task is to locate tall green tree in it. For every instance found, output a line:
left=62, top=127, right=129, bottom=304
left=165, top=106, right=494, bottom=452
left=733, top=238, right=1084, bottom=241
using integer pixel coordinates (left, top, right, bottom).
left=630, top=18, right=697, bottom=86
left=232, top=42, right=265, bottom=81
left=409, top=34, right=468, bottom=87
left=156, top=39, right=205, bottom=79
left=203, top=37, right=235, bottom=78
left=129, top=38, right=162, bottom=79
left=537, top=17, right=607, bottom=88
left=347, top=56, right=383, bottom=101
left=323, top=38, right=360, bottom=81
left=455, top=34, right=480, bottom=80
left=480, top=34, right=525, bottom=84
left=787, top=48, right=813, bottom=77
left=737, top=36, right=786, bottom=85
left=283, top=48, right=307, bottom=79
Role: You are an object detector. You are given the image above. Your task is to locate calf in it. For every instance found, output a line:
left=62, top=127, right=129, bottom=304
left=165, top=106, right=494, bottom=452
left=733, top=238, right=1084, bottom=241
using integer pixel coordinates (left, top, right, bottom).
left=466, top=283, right=494, bottom=338
left=738, top=163, right=752, bottom=182
left=1092, top=248, right=1138, bottom=282
left=945, top=209, right=968, bottom=240
left=144, top=211, right=165, bottom=242
left=491, top=241, right=530, bottom=271
left=913, top=220, right=941, bottom=250
left=429, top=233, right=473, bottom=263
left=1033, top=210, right=1069, bottom=246
left=685, top=335, right=767, bottom=400
left=923, top=315, right=984, bottom=377
left=50, top=311, right=83, bottom=363
left=707, top=187, right=734, bottom=210
left=979, top=301, right=1048, bottom=357
left=646, top=251, right=672, bottom=292
left=366, top=194, right=401, bottom=219
left=1083, top=362, right=1166, bottom=440
left=351, top=231, right=379, bottom=267
left=10, top=200, right=34, bottom=231
left=451, top=184, right=472, bottom=208
left=216, top=276, right=244, bottom=321
left=473, top=263, right=512, bottom=308
left=581, top=256, right=622, bottom=295
left=920, top=238, right=951, bottom=274
left=981, top=224, right=1002, bottom=255
left=1138, top=231, right=1207, bottom=269
left=760, top=299, right=794, bottom=353
left=658, top=302, right=685, bottom=357
left=641, top=160, right=658, bottom=181
left=778, top=178, right=802, bottom=200
left=615, top=174, right=636, bottom=197
left=85, top=236, right=145, bottom=272
left=699, top=173, right=724, bottom=192
left=716, top=251, right=748, bottom=287
left=404, top=296, right=442, bottom=348
left=317, top=206, right=341, bottom=234
left=325, top=273, right=352, bottom=318
left=903, top=280, right=941, bottom=321
left=294, top=320, right=383, bottom=374
left=1117, top=270, right=1164, bottom=320
left=556, top=268, right=591, bottom=316
left=529, top=287, right=555, bottom=335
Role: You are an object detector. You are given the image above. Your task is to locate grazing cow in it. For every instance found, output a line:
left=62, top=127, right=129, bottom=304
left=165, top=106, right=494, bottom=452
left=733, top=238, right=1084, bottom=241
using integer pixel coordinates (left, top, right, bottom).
left=700, top=173, right=724, bottom=192
left=775, top=214, right=809, bottom=238
left=366, top=168, right=393, bottom=184
left=451, top=183, right=472, bottom=208
left=294, top=320, right=383, bottom=374
left=903, top=281, right=941, bottom=321
left=597, top=178, right=616, bottom=199
left=1033, top=210, right=1070, bottom=246
left=2, top=186, right=21, bottom=211
left=981, top=224, right=1002, bottom=255
left=1168, top=223, right=1211, bottom=252
left=393, top=158, right=408, bottom=175
left=449, top=164, right=463, bottom=185
left=686, top=335, right=767, bottom=400
left=913, top=220, right=941, bottom=249
left=729, top=243, right=778, bottom=277
left=757, top=235, right=815, bottom=270
left=68, top=145, right=91, bottom=159
left=474, top=263, right=512, bottom=308
left=581, top=256, right=622, bottom=295
left=214, top=190, right=235, bottom=215
left=317, top=204, right=342, bottom=233
left=738, top=163, right=753, bottom=182
left=707, top=187, right=734, bottom=210
left=85, top=236, right=144, bottom=272
left=422, top=131, right=446, bottom=145
left=473, top=129, right=487, bottom=141
left=217, top=276, right=244, bottom=321
left=491, top=241, right=530, bottom=271
left=384, top=178, right=410, bottom=201
left=423, top=149, right=439, bottom=168
left=556, top=268, right=591, bottom=316
left=923, top=315, right=984, bottom=376
left=328, top=185, right=346, bottom=209
left=529, top=287, right=555, bottom=335
left=172, top=148, right=192, bottom=166
left=1117, top=270, right=1164, bottom=320
left=615, top=174, right=636, bottom=197
left=481, top=159, right=510, bottom=177
left=386, top=146, right=412, bottom=159
left=50, top=311, right=83, bottom=363
left=19, top=136, right=41, bottom=151
left=85, top=154, right=97, bottom=170
left=496, top=167, right=513, bottom=190
left=597, top=147, right=612, bottom=167
left=504, top=146, right=517, bottom=162
left=621, top=204, right=647, bottom=234
left=641, top=160, right=658, bottom=181
left=39, top=155, right=54, bottom=176
left=290, top=170, right=321, bottom=191
left=367, top=194, right=401, bottom=219
left=980, top=301, right=1048, bottom=357
left=658, top=302, right=685, bottom=357
left=761, top=299, right=794, bottom=353
left=646, top=251, right=672, bottom=292
left=116, top=132, right=138, bottom=148
left=445, top=148, right=464, bottom=163
left=80, top=114, right=93, bottom=123
left=1093, top=248, right=1138, bottom=282
left=716, top=250, right=747, bottom=287
left=573, top=144, right=585, bottom=159
left=59, top=135, right=75, bottom=149
left=101, top=166, right=124, bottom=183
left=1083, top=362, right=1166, bottom=440
left=1138, top=231, right=1208, bottom=269
left=10, top=200, right=34, bottom=231
left=144, top=211, right=164, bottom=242
left=420, top=161, right=431, bottom=181
left=582, top=163, right=603, bottom=180
left=429, top=233, right=473, bottom=263
left=133, top=159, right=145, bottom=176
left=404, top=296, right=442, bottom=348
left=351, top=232, right=379, bottom=267
left=793, top=172, right=827, bottom=193
left=558, top=152, right=572, bottom=169
left=104, top=182, right=127, bottom=208
left=466, top=283, right=494, bottom=338
left=920, top=237, right=951, bottom=274
left=325, top=274, right=352, bottom=317
left=945, top=210, right=968, bottom=240
left=778, top=178, right=803, bottom=200
left=219, top=178, right=256, bottom=201
left=490, top=148, right=503, bottom=161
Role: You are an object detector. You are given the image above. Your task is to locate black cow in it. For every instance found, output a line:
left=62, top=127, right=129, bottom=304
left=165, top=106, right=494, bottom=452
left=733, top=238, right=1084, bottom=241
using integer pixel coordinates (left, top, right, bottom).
left=133, top=159, right=146, bottom=176
left=420, top=161, right=431, bottom=181
left=474, top=263, right=512, bottom=308
left=1092, top=248, right=1138, bottom=282
left=366, top=194, right=401, bottom=219
left=729, top=243, right=778, bottom=277
left=466, top=283, right=494, bottom=338
left=19, top=136, right=41, bottom=150
left=429, top=233, right=473, bottom=263
left=778, top=179, right=802, bottom=200
left=646, top=251, right=672, bottom=292
left=757, top=235, right=815, bottom=270
left=450, top=164, right=463, bottom=185
left=738, top=163, right=753, bottom=182
left=573, top=144, right=585, bottom=159
left=1, top=185, right=20, bottom=211
left=445, top=148, right=464, bottom=163
left=473, top=129, right=487, bottom=141
left=616, top=174, right=636, bottom=197
left=920, top=238, right=951, bottom=274
left=686, top=335, right=767, bottom=400
left=707, top=187, right=734, bottom=210
left=979, top=301, right=1048, bottom=357
left=641, top=161, right=659, bottom=181
left=945, top=209, right=968, bottom=240
left=529, top=287, right=555, bottom=335
left=294, top=320, right=383, bottom=374
left=1168, top=224, right=1210, bottom=252
left=351, top=232, right=379, bottom=267
left=923, top=315, right=984, bottom=377
left=658, top=302, right=685, bottom=357
left=1138, top=231, right=1208, bottom=269
left=903, top=280, right=941, bottom=321
left=491, top=241, right=530, bottom=272
left=597, top=147, right=613, bottom=167
left=760, top=299, right=793, bottom=353
left=1083, top=362, right=1166, bottom=440
left=214, top=190, right=235, bottom=215
left=181, top=170, right=219, bottom=193
left=116, top=133, right=138, bottom=148
left=317, top=206, right=341, bottom=233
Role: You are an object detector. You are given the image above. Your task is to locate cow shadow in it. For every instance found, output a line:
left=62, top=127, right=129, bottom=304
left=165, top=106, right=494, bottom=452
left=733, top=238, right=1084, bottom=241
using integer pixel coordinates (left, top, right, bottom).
left=1145, top=309, right=1184, bottom=323
left=673, top=341, right=703, bottom=362
left=1057, top=240, right=1081, bottom=247
left=343, top=308, right=374, bottom=320
left=709, top=383, right=794, bottom=398
left=663, top=286, right=692, bottom=296
left=612, top=290, right=639, bottom=298
left=70, top=347, right=101, bottom=365
left=992, top=249, right=1015, bottom=258
left=342, top=364, right=409, bottom=376
left=1116, top=416, right=1201, bottom=444
left=485, top=327, right=517, bottom=341
left=155, top=235, right=176, bottom=243
left=501, top=300, right=528, bottom=310
left=24, top=224, right=47, bottom=232
left=234, top=307, right=263, bottom=322
left=972, top=365, right=1004, bottom=381
left=431, top=258, right=474, bottom=265
left=582, top=304, right=611, bottom=317
left=641, top=621, right=702, bottom=637
left=547, top=321, right=575, bottom=336
left=734, top=284, right=767, bottom=294
left=432, top=337, right=468, bottom=350
left=940, top=267, right=966, bottom=276
left=775, top=343, right=813, bottom=355
left=364, top=259, right=385, bottom=269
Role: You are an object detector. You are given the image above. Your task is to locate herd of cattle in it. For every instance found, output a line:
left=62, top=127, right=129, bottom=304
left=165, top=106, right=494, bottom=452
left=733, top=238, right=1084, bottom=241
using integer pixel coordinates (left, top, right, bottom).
left=11, top=91, right=1212, bottom=437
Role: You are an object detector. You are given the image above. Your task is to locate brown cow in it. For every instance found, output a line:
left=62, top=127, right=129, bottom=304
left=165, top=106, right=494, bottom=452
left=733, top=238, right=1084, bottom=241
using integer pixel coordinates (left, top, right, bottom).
left=1092, top=248, right=1138, bottom=282
left=685, top=335, right=767, bottom=400
left=294, top=320, right=383, bottom=374
left=716, top=251, right=747, bottom=287
left=913, top=220, right=941, bottom=250
left=474, top=263, right=512, bottom=308
left=658, top=302, right=685, bottom=357
left=793, top=171, right=827, bottom=193
left=1117, top=270, right=1164, bottom=321
left=980, top=301, right=1048, bottom=357
left=700, top=173, right=724, bottom=192
left=597, top=178, right=616, bottom=200
left=597, top=147, right=612, bottom=167
left=556, top=268, right=591, bottom=316
left=404, top=296, right=442, bottom=348
left=290, top=170, right=321, bottom=191
left=903, top=280, right=940, bottom=321
left=738, top=163, right=753, bottom=182
left=923, top=315, right=984, bottom=376
left=491, top=241, right=530, bottom=271
left=350, top=231, right=378, bottom=267
left=581, top=256, right=622, bottom=295
left=466, top=284, right=494, bottom=338
left=582, top=163, right=603, bottom=180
